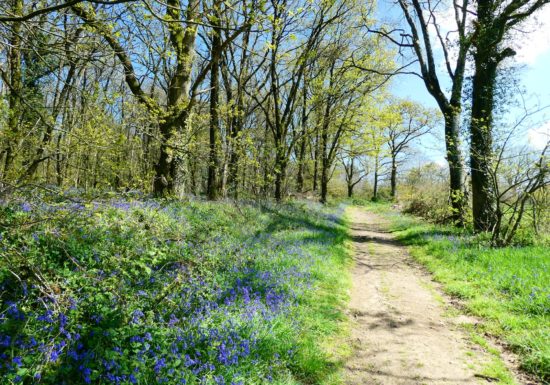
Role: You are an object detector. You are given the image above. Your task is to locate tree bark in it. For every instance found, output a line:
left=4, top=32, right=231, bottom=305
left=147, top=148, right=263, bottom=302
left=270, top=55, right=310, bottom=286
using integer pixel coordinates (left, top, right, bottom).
left=469, top=58, right=497, bottom=231
left=207, top=3, right=222, bottom=200
left=372, top=154, right=379, bottom=201
left=154, top=119, right=178, bottom=196
left=390, top=156, right=397, bottom=199
left=313, top=131, right=319, bottom=192
left=469, top=0, right=502, bottom=231
left=296, top=136, right=306, bottom=193
left=3, top=0, right=23, bottom=180
left=296, top=76, right=308, bottom=192
left=347, top=159, right=355, bottom=198
left=444, top=109, right=465, bottom=223
left=274, top=148, right=287, bottom=201
left=320, top=102, right=331, bottom=204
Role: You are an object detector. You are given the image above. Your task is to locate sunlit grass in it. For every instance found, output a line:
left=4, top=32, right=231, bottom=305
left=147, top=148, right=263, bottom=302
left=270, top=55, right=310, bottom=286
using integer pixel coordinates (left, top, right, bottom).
left=358, top=202, right=549, bottom=382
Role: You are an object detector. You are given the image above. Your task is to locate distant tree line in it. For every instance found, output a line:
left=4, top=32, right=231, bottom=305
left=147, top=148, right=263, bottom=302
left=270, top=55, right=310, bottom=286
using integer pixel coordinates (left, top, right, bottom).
left=0, top=0, right=549, bottom=242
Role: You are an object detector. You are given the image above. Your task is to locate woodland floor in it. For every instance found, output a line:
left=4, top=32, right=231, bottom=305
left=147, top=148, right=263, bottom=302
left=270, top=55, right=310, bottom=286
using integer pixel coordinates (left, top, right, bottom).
left=343, top=207, right=525, bottom=385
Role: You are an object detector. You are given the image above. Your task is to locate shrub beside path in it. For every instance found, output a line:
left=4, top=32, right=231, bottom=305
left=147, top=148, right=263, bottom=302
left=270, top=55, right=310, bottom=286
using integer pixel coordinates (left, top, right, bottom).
left=343, top=207, right=520, bottom=385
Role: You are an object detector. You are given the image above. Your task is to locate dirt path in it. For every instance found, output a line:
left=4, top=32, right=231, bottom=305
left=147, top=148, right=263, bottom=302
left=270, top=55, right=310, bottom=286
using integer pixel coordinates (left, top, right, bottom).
left=344, top=207, right=505, bottom=385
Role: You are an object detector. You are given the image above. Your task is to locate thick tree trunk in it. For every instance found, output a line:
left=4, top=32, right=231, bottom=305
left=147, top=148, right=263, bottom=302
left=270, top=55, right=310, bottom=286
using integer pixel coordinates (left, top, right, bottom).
left=3, top=0, right=23, bottom=180
left=171, top=150, right=187, bottom=198
left=443, top=110, right=465, bottom=224
left=154, top=119, right=177, bottom=196
left=207, top=9, right=221, bottom=200
left=470, top=57, right=497, bottom=231
left=296, top=78, right=308, bottom=193
left=469, top=1, right=500, bottom=232
left=274, top=175, right=282, bottom=201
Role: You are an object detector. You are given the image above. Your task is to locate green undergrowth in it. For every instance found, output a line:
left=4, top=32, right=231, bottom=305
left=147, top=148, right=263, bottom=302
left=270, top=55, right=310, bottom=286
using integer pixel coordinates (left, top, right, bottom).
left=0, top=197, right=352, bottom=384
left=355, top=202, right=549, bottom=383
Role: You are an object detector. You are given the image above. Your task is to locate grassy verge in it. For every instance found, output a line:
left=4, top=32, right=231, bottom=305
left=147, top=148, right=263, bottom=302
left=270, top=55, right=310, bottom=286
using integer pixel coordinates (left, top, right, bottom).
left=356, top=202, right=549, bottom=383
left=0, top=197, right=352, bottom=384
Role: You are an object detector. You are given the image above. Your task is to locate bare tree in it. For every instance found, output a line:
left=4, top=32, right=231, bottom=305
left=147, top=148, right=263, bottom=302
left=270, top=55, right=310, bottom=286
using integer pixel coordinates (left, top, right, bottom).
left=384, top=100, right=437, bottom=199
left=377, top=0, right=472, bottom=223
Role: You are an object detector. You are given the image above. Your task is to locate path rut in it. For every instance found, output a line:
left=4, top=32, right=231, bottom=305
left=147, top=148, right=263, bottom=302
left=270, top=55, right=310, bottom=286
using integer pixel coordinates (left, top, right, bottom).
left=344, top=208, right=506, bottom=385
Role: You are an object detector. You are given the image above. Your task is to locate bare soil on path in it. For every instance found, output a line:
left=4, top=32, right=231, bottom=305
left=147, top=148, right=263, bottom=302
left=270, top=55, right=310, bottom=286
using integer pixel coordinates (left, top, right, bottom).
left=344, top=207, right=517, bottom=385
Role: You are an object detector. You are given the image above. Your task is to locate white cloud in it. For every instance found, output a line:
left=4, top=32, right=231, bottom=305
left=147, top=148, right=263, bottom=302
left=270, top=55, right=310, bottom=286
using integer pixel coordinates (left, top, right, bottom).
left=528, top=120, right=550, bottom=149
left=511, top=6, right=550, bottom=65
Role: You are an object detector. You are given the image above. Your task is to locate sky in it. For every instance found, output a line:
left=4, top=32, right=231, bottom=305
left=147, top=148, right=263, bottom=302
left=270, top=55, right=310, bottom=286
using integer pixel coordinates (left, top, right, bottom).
left=377, top=1, right=550, bottom=167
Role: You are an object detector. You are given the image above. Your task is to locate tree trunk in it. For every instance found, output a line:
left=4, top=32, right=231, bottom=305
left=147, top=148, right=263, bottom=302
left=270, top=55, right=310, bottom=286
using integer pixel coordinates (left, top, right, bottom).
left=320, top=120, right=329, bottom=204
left=227, top=131, right=240, bottom=198
left=313, top=131, right=319, bottom=192
left=390, top=156, right=397, bottom=199
left=171, top=151, right=187, bottom=198
left=372, top=154, right=379, bottom=201
left=226, top=97, right=241, bottom=198
left=3, top=0, right=23, bottom=180
left=470, top=5, right=499, bottom=232
left=154, top=119, right=177, bottom=196
left=190, top=158, right=197, bottom=195
left=320, top=165, right=328, bottom=203
left=470, top=62, right=497, bottom=231
left=55, top=134, right=64, bottom=187
left=347, top=159, right=355, bottom=198
left=275, top=174, right=282, bottom=201
left=444, top=110, right=465, bottom=224
left=296, top=77, right=308, bottom=192
left=296, top=137, right=306, bottom=193
left=262, top=125, right=270, bottom=197
left=274, top=149, right=286, bottom=201
left=207, top=7, right=221, bottom=200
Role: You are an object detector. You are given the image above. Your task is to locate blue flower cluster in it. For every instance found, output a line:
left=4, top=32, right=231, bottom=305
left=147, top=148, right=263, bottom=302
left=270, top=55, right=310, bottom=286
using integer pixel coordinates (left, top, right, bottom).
left=0, top=198, right=340, bottom=384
